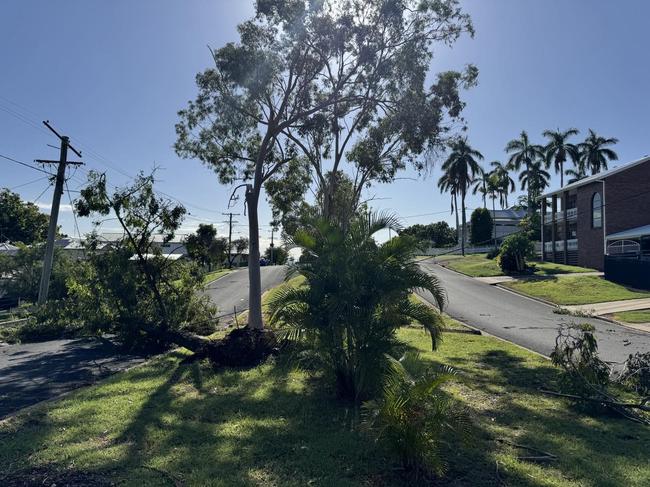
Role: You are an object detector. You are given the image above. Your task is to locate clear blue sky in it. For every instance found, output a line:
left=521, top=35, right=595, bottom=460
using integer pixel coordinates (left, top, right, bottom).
left=2, top=0, right=649, bottom=246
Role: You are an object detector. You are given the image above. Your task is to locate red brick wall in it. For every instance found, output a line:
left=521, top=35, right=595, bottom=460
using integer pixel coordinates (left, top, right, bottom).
left=576, top=181, right=605, bottom=269
left=575, top=160, right=650, bottom=270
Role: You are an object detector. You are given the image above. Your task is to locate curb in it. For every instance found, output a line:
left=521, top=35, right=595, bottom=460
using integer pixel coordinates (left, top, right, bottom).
left=204, top=269, right=236, bottom=286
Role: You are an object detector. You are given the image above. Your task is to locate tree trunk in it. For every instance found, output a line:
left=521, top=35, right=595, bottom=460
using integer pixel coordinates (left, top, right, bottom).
left=246, top=186, right=264, bottom=330
left=560, top=160, right=564, bottom=187
left=453, top=193, right=460, bottom=250
left=461, top=191, right=466, bottom=256
left=492, top=197, right=497, bottom=248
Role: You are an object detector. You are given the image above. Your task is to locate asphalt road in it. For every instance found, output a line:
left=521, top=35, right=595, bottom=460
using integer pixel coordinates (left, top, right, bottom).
left=0, top=337, right=143, bottom=418
left=203, top=265, right=287, bottom=320
left=417, top=260, right=650, bottom=365
left=0, top=266, right=287, bottom=418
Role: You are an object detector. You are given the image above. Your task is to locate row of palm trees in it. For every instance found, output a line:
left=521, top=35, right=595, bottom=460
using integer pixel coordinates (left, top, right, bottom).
left=437, top=128, right=619, bottom=254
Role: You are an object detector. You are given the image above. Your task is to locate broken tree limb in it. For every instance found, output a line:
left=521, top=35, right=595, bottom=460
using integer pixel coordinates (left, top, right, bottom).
left=539, top=389, right=650, bottom=412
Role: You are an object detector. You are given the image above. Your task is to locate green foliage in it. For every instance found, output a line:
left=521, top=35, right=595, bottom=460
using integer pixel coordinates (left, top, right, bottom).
left=485, top=246, right=500, bottom=259
left=185, top=224, right=227, bottom=271
left=519, top=212, right=540, bottom=240
left=551, top=323, right=611, bottom=395
left=505, top=131, right=545, bottom=214
left=41, top=171, right=219, bottom=349
left=0, top=244, right=74, bottom=303
left=579, top=129, right=619, bottom=175
left=543, top=127, right=580, bottom=187
left=362, top=352, right=469, bottom=477
left=469, top=207, right=492, bottom=245
left=497, top=233, right=534, bottom=273
left=0, top=188, right=51, bottom=245
left=268, top=213, right=446, bottom=402
left=263, top=245, right=288, bottom=265
left=399, top=221, right=456, bottom=248
left=620, top=352, right=650, bottom=396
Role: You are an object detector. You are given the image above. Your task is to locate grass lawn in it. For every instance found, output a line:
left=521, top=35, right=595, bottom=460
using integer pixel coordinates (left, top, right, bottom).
left=2, top=321, right=648, bottom=486
left=611, top=308, right=650, bottom=324
left=502, top=276, right=650, bottom=306
left=202, top=268, right=232, bottom=285
left=435, top=253, right=595, bottom=278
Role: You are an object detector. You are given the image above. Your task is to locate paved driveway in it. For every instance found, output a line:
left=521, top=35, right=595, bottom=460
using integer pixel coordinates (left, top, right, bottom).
left=417, top=260, right=650, bottom=365
left=0, top=337, right=143, bottom=418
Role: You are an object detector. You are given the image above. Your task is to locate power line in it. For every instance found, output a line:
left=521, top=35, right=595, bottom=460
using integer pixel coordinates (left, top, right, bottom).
left=0, top=153, right=53, bottom=175
left=8, top=176, right=50, bottom=191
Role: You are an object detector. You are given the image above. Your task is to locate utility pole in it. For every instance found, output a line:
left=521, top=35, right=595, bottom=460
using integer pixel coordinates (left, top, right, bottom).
left=269, top=227, right=275, bottom=264
left=36, top=121, right=83, bottom=305
left=222, top=212, right=240, bottom=268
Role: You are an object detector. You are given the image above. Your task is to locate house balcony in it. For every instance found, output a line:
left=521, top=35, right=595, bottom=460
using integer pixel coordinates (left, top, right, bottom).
left=566, top=208, right=578, bottom=220
left=544, top=239, right=578, bottom=253
left=543, top=211, right=565, bottom=224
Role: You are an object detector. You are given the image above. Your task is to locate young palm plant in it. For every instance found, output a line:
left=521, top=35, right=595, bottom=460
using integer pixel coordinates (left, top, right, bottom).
left=518, top=159, right=550, bottom=208
left=268, top=212, right=446, bottom=403
left=490, top=160, right=515, bottom=208
left=471, top=167, right=491, bottom=208
left=361, top=352, right=470, bottom=477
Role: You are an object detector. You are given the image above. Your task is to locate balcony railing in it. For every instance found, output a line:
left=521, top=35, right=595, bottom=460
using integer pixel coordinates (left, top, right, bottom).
left=543, top=213, right=552, bottom=224
left=555, top=241, right=565, bottom=251
left=566, top=208, right=578, bottom=219
left=567, top=239, right=578, bottom=251
left=544, top=242, right=553, bottom=252
left=544, top=210, right=568, bottom=223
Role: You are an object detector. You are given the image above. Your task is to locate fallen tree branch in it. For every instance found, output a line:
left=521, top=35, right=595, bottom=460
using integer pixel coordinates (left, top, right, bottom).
left=539, top=389, right=650, bottom=412
left=495, top=439, right=557, bottom=460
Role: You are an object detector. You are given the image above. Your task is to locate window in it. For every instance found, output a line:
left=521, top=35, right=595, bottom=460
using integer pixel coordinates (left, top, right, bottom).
left=592, top=192, right=602, bottom=228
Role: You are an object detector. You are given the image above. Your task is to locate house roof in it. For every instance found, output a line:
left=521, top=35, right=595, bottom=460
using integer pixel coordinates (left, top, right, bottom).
left=606, top=224, right=650, bottom=241
left=0, top=242, right=19, bottom=254
left=489, top=208, right=526, bottom=220
left=541, top=155, right=650, bottom=199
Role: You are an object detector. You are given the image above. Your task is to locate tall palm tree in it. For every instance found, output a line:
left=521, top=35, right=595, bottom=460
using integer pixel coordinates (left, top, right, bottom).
left=518, top=159, right=550, bottom=204
left=471, top=168, right=491, bottom=208
left=490, top=161, right=515, bottom=208
left=486, top=172, right=500, bottom=246
left=437, top=172, right=460, bottom=247
left=579, top=129, right=619, bottom=175
left=441, top=139, right=483, bottom=255
left=505, top=131, right=544, bottom=215
left=543, top=127, right=580, bottom=188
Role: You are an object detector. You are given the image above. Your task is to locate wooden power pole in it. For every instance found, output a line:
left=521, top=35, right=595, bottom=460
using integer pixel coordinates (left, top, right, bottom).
left=222, top=212, right=240, bottom=269
left=36, top=121, right=83, bottom=305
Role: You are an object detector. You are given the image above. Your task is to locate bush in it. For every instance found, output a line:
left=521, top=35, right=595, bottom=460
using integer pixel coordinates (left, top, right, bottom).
left=362, top=352, right=469, bottom=477
left=486, top=246, right=500, bottom=259
left=619, top=352, right=650, bottom=396
left=551, top=323, right=611, bottom=395
left=497, top=233, right=534, bottom=273
left=268, top=213, right=446, bottom=403
left=469, top=208, right=493, bottom=245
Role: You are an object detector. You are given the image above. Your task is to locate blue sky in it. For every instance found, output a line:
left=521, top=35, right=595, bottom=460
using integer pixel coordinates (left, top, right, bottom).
left=2, top=0, right=649, bottom=247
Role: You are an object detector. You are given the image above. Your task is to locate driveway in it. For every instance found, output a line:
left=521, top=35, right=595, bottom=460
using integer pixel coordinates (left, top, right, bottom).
left=417, top=260, right=650, bottom=365
left=203, top=265, right=287, bottom=321
left=0, top=337, right=143, bottom=418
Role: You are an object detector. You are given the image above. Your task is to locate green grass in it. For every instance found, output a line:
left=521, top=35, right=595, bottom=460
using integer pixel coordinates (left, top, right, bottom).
left=612, top=308, right=650, bottom=324
left=2, top=321, right=648, bottom=486
left=202, top=269, right=232, bottom=285
left=502, top=275, right=650, bottom=305
left=435, top=253, right=595, bottom=278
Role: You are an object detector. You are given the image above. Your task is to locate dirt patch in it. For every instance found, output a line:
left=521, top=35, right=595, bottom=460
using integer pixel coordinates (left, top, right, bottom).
left=1, top=466, right=114, bottom=486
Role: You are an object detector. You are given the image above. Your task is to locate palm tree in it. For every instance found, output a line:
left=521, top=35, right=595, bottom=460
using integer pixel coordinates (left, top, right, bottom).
left=437, top=173, right=460, bottom=247
left=518, top=159, right=550, bottom=205
left=543, top=128, right=580, bottom=188
left=579, top=129, right=619, bottom=175
left=505, top=131, right=544, bottom=215
left=472, top=168, right=491, bottom=208
left=490, top=161, right=515, bottom=208
left=268, top=212, right=446, bottom=403
left=486, top=172, right=501, bottom=246
left=565, top=166, right=588, bottom=185
left=440, top=139, right=483, bottom=255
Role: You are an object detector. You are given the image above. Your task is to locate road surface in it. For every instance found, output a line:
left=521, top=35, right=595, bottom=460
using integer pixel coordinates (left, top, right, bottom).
left=0, top=337, right=143, bottom=418
left=0, top=266, right=287, bottom=418
left=203, top=265, right=287, bottom=320
left=417, top=260, right=650, bottom=365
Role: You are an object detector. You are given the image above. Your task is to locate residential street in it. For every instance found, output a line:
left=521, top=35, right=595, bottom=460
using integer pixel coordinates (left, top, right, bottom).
left=417, top=260, right=650, bottom=365
left=0, top=266, right=287, bottom=418
left=203, top=265, right=287, bottom=320
left=0, top=337, right=143, bottom=418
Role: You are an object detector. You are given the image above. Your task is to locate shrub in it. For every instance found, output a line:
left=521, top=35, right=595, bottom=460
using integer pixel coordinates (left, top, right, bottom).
left=486, top=246, right=500, bottom=259
left=268, top=213, right=446, bottom=403
left=362, top=352, right=469, bottom=477
left=619, top=352, right=650, bottom=396
left=551, top=323, right=611, bottom=395
left=469, top=208, right=493, bottom=245
left=497, top=233, right=534, bottom=273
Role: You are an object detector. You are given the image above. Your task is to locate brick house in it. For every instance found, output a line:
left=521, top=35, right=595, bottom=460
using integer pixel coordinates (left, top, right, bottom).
left=540, top=156, right=650, bottom=271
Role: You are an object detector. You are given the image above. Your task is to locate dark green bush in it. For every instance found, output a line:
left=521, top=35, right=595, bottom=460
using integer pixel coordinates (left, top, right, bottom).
left=469, top=208, right=493, bottom=245
left=486, top=246, right=500, bottom=259
left=497, top=233, right=534, bottom=273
